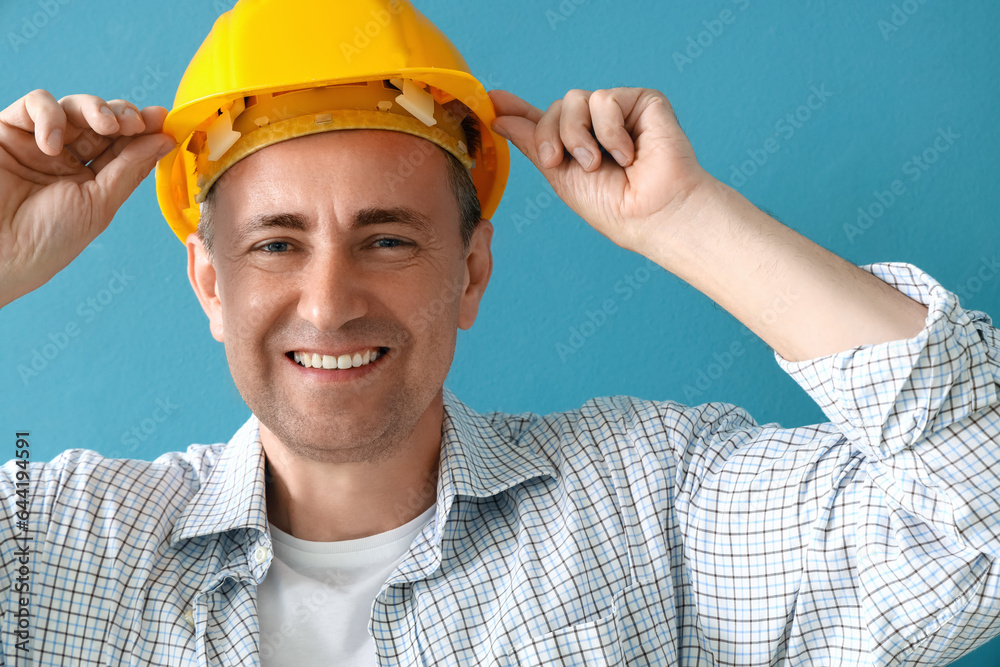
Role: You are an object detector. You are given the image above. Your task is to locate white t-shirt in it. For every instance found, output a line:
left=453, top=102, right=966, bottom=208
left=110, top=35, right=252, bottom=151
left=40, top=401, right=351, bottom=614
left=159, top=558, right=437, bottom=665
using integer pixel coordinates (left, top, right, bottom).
left=256, top=505, right=436, bottom=665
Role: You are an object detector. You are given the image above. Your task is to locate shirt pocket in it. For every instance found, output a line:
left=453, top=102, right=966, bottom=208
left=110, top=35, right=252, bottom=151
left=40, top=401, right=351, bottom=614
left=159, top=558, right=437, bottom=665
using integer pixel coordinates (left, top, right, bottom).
left=501, top=577, right=676, bottom=666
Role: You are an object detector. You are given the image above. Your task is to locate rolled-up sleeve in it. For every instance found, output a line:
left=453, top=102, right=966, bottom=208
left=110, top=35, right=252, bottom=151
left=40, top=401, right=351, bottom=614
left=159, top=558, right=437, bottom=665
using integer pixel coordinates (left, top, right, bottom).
left=776, top=262, right=1000, bottom=663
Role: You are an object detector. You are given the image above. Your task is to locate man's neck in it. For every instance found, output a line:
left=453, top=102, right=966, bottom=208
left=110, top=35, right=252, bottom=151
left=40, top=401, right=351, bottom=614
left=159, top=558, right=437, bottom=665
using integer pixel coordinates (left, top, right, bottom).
left=260, top=392, right=443, bottom=542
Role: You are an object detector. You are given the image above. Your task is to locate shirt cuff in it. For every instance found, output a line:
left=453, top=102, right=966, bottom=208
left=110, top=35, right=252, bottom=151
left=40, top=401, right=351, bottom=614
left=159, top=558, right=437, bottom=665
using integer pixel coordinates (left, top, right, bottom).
left=774, top=262, right=999, bottom=460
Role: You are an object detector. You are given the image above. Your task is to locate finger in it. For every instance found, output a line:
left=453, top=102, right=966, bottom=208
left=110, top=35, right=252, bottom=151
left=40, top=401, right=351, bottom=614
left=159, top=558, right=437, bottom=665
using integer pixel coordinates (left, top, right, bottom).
left=86, top=132, right=175, bottom=221
left=104, top=99, right=146, bottom=136
left=590, top=89, right=636, bottom=168
left=63, top=100, right=145, bottom=163
left=60, top=96, right=146, bottom=163
left=61, top=100, right=169, bottom=166
left=489, top=89, right=548, bottom=155
left=0, top=148, right=90, bottom=187
left=0, top=90, right=68, bottom=156
left=0, top=122, right=84, bottom=175
left=558, top=89, right=602, bottom=172
left=489, top=115, right=543, bottom=165
left=487, top=90, right=544, bottom=123
left=88, top=129, right=173, bottom=174
left=66, top=131, right=113, bottom=165
left=136, top=105, right=168, bottom=136
left=533, top=99, right=567, bottom=169
left=58, top=94, right=121, bottom=139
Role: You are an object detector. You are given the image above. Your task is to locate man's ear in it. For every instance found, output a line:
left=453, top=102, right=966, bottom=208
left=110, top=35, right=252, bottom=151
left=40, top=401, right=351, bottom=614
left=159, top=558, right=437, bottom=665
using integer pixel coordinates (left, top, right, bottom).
left=458, top=218, right=494, bottom=331
left=187, top=233, right=225, bottom=342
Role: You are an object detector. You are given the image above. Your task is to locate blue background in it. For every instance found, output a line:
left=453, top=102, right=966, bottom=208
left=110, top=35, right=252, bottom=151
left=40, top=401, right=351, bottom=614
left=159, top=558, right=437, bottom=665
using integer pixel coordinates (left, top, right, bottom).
left=1, top=0, right=997, bottom=663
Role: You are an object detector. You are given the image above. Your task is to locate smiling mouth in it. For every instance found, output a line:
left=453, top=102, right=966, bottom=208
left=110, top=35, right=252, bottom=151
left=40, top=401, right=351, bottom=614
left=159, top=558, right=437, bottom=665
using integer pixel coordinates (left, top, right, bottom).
left=288, top=347, right=389, bottom=370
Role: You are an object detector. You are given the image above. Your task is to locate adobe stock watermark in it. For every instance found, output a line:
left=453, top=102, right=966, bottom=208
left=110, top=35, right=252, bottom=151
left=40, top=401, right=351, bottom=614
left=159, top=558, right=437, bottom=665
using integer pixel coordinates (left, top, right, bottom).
left=456, top=73, right=504, bottom=118
left=112, top=397, right=181, bottom=458
left=121, top=64, right=169, bottom=106
left=509, top=180, right=558, bottom=235
left=681, top=287, right=799, bottom=402
left=728, top=84, right=833, bottom=188
left=843, top=126, right=959, bottom=243
left=555, top=257, right=660, bottom=363
left=382, top=72, right=503, bottom=194
left=339, top=0, right=404, bottom=63
left=955, top=255, right=1000, bottom=305
left=673, top=0, right=752, bottom=73
left=258, top=569, right=357, bottom=660
left=17, top=268, right=136, bottom=386
left=11, top=431, right=32, bottom=654
left=59, top=63, right=170, bottom=163
left=878, top=0, right=931, bottom=40
left=6, top=0, right=73, bottom=54
left=545, top=0, right=590, bottom=31
left=384, top=135, right=439, bottom=194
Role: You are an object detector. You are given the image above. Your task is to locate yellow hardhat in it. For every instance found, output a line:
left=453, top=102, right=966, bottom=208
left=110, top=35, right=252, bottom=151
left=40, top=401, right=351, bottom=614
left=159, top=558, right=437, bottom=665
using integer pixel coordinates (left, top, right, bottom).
left=155, top=0, right=510, bottom=244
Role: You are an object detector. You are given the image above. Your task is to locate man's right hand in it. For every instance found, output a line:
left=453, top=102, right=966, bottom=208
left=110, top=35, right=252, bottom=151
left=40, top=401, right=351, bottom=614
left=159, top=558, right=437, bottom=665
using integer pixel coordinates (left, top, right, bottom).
left=0, top=90, right=175, bottom=308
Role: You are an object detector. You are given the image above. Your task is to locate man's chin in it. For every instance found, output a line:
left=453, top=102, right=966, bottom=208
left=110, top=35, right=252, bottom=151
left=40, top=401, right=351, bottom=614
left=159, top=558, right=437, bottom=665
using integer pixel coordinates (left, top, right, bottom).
left=253, top=397, right=421, bottom=465
left=245, top=375, right=444, bottom=464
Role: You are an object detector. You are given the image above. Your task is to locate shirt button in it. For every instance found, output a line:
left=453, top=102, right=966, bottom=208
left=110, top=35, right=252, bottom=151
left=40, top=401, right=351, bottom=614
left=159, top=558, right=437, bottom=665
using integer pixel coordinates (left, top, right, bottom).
left=253, top=544, right=269, bottom=565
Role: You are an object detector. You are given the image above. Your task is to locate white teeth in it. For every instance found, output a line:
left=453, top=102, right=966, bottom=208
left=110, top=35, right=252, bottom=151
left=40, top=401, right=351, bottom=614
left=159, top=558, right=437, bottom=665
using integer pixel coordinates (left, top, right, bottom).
left=293, top=348, right=382, bottom=370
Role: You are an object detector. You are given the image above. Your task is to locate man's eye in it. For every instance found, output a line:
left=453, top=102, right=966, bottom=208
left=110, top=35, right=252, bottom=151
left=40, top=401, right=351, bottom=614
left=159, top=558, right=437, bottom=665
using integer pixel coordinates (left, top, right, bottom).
left=260, top=241, right=290, bottom=253
left=374, top=238, right=409, bottom=249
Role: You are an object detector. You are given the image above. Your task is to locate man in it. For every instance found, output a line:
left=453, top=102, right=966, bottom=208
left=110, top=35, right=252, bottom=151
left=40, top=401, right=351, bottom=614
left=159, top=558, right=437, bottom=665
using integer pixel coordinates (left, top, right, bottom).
left=1, top=0, right=998, bottom=665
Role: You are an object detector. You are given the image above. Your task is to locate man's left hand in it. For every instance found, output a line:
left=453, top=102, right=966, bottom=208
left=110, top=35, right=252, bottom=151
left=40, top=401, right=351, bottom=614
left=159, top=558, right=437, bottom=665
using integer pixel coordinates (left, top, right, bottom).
left=489, top=88, right=709, bottom=254
left=490, top=87, right=928, bottom=362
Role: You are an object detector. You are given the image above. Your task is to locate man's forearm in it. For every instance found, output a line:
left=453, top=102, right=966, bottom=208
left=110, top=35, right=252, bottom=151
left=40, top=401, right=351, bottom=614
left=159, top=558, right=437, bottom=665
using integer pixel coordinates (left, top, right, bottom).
left=641, top=178, right=929, bottom=362
left=488, top=87, right=928, bottom=361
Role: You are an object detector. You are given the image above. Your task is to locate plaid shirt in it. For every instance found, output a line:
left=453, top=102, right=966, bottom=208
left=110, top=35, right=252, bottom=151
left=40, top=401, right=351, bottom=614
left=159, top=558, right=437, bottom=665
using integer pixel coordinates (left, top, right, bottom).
left=1, top=262, right=998, bottom=666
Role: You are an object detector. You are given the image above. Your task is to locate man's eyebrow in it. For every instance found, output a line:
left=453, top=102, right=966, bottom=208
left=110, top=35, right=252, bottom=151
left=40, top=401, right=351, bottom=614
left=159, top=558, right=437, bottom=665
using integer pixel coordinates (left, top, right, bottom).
left=231, top=207, right=436, bottom=246
left=232, top=212, right=310, bottom=247
left=352, top=207, right=437, bottom=235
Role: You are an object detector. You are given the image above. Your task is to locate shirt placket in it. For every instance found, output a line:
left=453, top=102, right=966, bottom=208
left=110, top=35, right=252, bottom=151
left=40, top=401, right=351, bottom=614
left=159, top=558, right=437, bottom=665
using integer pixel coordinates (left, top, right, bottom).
left=371, top=582, right=421, bottom=667
left=368, top=498, right=455, bottom=667
left=190, top=535, right=271, bottom=667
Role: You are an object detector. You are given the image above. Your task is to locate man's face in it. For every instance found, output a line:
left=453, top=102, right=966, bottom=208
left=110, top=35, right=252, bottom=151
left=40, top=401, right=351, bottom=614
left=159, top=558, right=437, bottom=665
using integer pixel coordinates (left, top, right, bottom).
left=187, top=130, right=492, bottom=463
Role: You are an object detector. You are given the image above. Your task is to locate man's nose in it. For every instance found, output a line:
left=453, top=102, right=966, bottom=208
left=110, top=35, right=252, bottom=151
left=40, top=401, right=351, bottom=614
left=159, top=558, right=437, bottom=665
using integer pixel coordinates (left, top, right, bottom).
left=296, top=250, right=369, bottom=332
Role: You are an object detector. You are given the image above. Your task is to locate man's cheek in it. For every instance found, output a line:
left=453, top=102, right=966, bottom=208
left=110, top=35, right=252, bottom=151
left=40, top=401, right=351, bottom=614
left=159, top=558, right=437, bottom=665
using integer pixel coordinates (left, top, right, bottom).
left=425, top=278, right=466, bottom=328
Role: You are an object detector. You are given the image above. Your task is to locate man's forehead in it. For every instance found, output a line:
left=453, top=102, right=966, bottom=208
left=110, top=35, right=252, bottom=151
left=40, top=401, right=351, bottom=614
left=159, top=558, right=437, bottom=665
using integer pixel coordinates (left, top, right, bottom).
left=204, top=129, right=460, bottom=244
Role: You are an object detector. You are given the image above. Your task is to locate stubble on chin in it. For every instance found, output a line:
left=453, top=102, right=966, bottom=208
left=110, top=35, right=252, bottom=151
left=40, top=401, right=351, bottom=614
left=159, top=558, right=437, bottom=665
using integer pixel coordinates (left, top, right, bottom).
left=250, top=382, right=431, bottom=465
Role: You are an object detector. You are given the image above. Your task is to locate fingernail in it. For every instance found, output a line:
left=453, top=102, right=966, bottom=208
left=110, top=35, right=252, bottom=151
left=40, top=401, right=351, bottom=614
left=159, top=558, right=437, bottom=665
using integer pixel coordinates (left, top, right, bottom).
left=100, top=106, right=116, bottom=118
left=539, top=142, right=556, bottom=165
left=125, top=108, right=142, bottom=121
left=46, top=128, right=63, bottom=151
left=572, top=147, right=595, bottom=170
left=612, top=150, right=629, bottom=167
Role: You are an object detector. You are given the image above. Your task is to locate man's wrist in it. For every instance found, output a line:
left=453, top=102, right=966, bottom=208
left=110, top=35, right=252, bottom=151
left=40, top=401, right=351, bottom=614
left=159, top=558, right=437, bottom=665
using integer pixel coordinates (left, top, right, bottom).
left=625, top=174, right=757, bottom=283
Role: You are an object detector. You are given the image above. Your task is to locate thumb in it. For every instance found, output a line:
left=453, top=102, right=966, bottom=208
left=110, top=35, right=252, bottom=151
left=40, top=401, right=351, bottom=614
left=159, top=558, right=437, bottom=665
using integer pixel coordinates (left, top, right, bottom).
left=493, top=116, right=545, bottom=169
left=89, top=133, right=175, bottom=223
